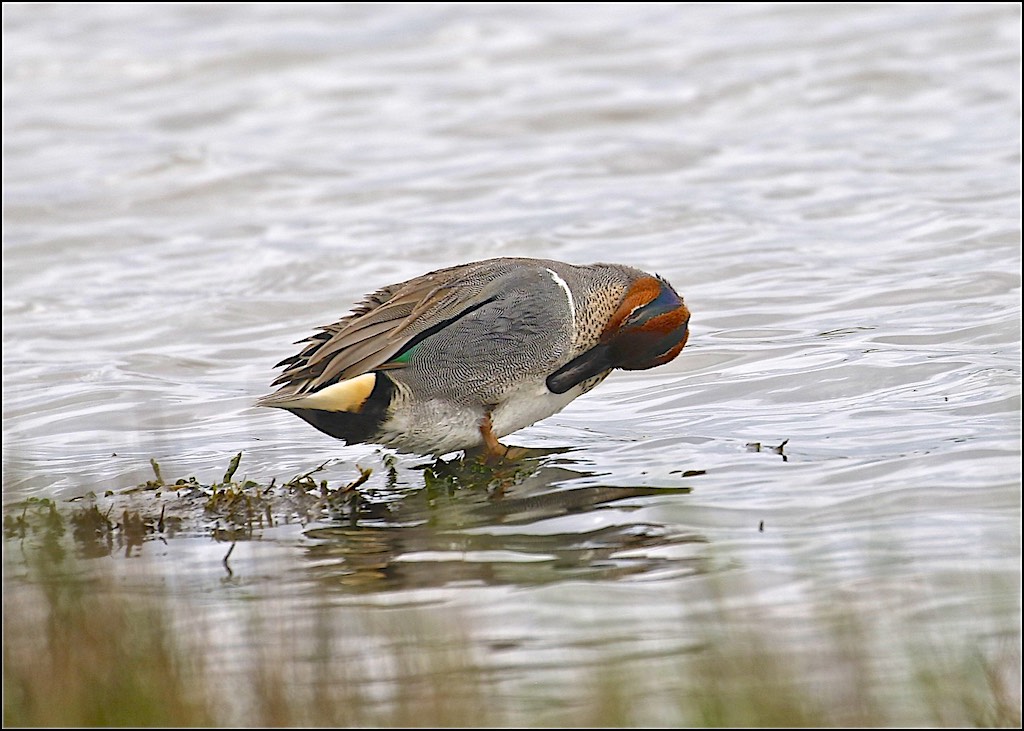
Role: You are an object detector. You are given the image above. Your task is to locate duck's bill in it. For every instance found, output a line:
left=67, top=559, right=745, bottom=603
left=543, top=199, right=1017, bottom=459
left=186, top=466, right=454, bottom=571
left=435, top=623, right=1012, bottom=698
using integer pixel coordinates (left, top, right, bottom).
left=546, top=344, right=615, bottom=395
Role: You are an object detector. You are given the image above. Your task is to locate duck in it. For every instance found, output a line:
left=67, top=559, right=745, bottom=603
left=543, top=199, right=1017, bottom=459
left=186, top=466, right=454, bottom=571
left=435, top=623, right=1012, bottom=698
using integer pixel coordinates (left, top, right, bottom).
left=257, top=256, right=690, bottom=459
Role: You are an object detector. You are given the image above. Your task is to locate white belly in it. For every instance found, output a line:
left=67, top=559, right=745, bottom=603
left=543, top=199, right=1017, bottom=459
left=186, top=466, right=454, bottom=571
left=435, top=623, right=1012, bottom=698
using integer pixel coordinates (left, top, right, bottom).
left=490, top=380, right=587, bottom=439
left=378, top=372, right=609, bottom=455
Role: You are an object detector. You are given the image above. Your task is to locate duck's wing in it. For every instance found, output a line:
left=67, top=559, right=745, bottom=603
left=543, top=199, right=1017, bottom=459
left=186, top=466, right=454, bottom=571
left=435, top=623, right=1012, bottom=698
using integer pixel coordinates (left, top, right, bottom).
left=258, top=258, right=519, bottom=404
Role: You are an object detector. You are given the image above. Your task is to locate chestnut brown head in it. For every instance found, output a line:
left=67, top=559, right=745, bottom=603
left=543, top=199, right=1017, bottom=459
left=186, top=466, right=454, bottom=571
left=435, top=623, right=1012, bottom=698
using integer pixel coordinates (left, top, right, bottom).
left=547, top=275, right=690, bottom=394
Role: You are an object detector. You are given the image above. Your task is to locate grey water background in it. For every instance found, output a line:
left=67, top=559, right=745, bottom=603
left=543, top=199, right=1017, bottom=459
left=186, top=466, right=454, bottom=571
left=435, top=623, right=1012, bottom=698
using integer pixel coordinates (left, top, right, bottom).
left=3, top=2, right=1021, bottom=721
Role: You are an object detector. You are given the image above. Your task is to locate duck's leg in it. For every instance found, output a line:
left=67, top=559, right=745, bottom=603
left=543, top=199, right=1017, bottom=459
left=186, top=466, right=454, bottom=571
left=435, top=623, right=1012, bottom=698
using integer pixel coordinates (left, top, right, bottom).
left=477, top=411, right=508, bottom=463
left=476, top=410, right=528, bottom=463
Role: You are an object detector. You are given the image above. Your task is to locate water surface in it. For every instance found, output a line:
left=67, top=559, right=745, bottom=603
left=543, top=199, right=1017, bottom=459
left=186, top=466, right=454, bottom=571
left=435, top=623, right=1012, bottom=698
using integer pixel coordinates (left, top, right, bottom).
left=3, top=3, right=1020, bottom=724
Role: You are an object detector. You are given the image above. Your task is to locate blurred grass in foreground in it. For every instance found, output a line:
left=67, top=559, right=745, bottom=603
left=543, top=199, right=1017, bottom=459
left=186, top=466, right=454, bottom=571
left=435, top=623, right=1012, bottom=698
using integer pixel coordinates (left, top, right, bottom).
left=4, top=552, right=1018, bottom=727
left=2, top=457, right=1020, bottom=727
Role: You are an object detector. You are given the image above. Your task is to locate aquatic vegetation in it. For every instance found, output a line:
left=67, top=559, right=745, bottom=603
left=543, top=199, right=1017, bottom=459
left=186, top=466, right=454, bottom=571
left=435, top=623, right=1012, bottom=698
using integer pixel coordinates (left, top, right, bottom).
left=3, top=453, right=383, bottom=553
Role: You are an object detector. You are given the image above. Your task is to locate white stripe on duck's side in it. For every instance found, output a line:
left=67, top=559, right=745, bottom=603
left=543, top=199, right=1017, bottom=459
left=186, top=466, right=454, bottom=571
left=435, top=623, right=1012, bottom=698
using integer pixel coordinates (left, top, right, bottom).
left=545, top=267, right=576, bottom=340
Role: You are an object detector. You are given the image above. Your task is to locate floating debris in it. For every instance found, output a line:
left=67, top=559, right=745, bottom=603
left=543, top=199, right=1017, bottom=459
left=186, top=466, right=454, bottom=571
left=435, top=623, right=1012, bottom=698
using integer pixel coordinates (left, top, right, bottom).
left=746, top=439, right=790, bottom=461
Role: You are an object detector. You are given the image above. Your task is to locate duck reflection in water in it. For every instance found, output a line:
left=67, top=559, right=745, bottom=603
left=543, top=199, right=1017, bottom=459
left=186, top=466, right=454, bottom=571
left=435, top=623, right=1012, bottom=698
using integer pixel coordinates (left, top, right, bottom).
left=302, top=448, right=706, bottom=592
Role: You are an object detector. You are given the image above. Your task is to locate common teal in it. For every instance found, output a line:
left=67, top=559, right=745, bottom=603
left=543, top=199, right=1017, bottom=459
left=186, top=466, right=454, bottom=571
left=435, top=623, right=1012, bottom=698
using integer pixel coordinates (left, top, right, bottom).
left=258, top=257, right=690, bottom=458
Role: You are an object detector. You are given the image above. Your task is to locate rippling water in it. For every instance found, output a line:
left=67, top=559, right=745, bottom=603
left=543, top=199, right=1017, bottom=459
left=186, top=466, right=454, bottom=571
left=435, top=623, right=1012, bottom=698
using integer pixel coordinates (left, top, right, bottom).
left=3, top=2, right=1020, bottom=723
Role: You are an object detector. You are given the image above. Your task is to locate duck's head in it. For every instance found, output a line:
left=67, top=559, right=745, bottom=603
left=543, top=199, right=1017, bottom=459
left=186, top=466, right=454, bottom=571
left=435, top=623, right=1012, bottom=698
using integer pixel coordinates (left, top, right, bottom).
left=547, top=275, right=690, bottom=394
